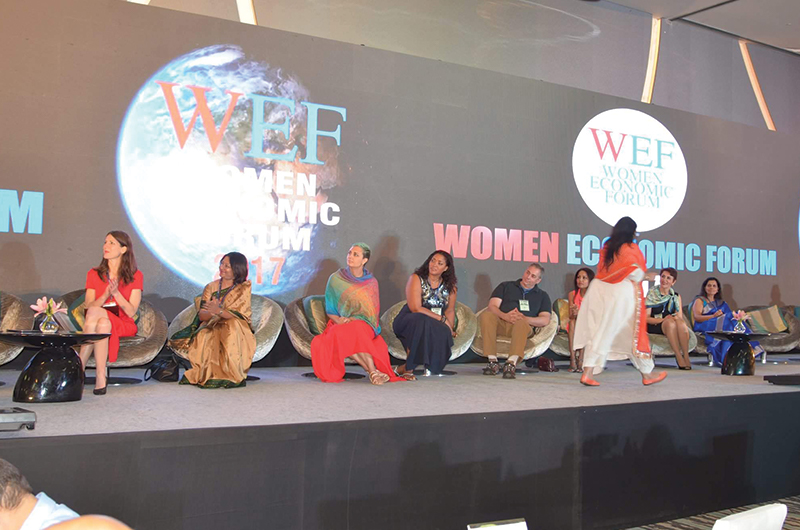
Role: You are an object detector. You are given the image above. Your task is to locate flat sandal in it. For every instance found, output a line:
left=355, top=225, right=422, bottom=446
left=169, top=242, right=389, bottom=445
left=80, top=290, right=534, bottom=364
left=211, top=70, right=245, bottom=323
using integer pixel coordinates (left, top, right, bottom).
left=368, top=371, right=389, bottom=385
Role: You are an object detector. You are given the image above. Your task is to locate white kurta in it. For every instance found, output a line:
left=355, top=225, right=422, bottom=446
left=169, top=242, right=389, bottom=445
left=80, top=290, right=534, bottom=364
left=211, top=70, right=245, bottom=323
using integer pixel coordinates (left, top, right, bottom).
left=573, top=268, right=654, bottom=375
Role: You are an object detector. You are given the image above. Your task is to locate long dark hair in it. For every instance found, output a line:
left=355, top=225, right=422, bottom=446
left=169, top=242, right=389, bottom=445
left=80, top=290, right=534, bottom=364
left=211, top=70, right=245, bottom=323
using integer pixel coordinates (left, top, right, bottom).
left=95, top=231, right=138, bottom=284
left=699, top=277, right=723, bottom=301
left=602, top=217, right=637, bottom=270
left=573, top=267, right=595, bottom=291
left=414, top=251, right=457, bottom=293
left=223, top=252, right=249, bottom=285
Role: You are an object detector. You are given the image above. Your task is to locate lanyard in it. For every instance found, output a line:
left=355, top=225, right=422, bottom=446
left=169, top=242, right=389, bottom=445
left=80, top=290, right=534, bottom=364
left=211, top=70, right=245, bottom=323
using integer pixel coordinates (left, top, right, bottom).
left=216, top=279, right=234, bottom=307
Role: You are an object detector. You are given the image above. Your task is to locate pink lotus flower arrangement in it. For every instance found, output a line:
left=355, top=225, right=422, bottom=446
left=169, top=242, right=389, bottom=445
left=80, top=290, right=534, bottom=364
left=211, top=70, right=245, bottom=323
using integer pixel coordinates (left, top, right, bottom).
left=31, top=297, right=67, bottom=333
left=731, top=310, right=750, bottom=333
left=731, top=310, right=750, bottom=323
left=30, top=297, right=67, bottom=318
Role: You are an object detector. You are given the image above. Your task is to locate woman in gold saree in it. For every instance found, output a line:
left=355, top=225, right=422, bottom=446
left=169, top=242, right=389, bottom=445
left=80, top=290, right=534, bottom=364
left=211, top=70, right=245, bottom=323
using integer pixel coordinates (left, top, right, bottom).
left=170, top=252, right=256, bottom=388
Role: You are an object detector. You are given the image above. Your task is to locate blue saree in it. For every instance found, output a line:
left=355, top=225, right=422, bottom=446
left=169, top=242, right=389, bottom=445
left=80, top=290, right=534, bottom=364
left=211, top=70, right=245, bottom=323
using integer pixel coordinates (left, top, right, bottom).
left=692, top=297, right=763, bottom=365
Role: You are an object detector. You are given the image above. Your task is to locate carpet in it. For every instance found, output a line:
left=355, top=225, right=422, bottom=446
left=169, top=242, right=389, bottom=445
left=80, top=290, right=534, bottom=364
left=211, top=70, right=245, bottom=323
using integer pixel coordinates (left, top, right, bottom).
left=626, top=495, right=800, bottom=529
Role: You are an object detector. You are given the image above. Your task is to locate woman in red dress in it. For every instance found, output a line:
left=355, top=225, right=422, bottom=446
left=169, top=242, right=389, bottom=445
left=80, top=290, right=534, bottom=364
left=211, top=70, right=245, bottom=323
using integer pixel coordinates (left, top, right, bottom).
left=78, top=231, right=143, bottom=395
left=310, top=243, right=402, bottom=385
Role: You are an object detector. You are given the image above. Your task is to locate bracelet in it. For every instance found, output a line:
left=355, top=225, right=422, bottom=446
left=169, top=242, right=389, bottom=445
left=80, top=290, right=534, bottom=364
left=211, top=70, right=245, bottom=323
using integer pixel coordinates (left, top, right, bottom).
left=440, top=313, right=447, bottom=323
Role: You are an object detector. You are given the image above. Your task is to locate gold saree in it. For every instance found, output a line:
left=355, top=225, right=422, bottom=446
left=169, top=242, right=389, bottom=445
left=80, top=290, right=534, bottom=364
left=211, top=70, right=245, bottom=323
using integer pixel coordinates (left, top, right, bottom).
left=172, top=281, right=256, bottom=388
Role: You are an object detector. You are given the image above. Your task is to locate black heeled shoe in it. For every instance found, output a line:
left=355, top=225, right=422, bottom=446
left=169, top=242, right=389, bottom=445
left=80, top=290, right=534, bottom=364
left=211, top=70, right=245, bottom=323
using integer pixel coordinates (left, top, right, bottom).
left=93, top=367, right=110, bottom=395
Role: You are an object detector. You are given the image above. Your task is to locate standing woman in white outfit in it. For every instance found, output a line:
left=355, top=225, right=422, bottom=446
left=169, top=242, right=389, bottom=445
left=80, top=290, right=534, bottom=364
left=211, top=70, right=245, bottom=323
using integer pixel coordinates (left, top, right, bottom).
left=573, top=217, right=668, bottom=387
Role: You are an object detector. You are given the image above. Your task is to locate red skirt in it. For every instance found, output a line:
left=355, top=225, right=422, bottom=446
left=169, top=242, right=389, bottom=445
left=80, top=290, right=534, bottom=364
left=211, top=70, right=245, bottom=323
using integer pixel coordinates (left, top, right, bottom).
left=311, top=320, right=402, bottom=383
left=104, top=307, right=138, bottom=363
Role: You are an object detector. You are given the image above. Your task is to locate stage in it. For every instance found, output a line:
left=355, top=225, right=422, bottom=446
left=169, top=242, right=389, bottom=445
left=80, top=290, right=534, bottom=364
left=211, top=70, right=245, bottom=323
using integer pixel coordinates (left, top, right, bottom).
left=1, top=358, right=800, bottom=439
left=1, top=357, right=800, bottom=529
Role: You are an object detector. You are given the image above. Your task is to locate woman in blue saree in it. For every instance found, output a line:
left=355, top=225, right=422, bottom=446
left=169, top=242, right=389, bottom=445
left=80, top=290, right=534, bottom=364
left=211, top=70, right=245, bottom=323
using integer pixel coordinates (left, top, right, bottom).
left=691, top=277, right=762, bottom=365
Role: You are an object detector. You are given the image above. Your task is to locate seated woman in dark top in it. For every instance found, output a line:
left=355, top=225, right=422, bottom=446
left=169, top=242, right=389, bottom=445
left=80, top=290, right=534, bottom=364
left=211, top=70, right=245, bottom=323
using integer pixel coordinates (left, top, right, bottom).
left=393, top=250, right=458, bottom=379
left=645, top=267, right=693, bottom=369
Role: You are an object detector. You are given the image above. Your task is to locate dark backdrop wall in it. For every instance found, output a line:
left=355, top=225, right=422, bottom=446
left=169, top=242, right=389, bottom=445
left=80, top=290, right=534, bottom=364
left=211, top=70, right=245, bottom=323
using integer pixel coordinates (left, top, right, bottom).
left=2, top=0, right=800, bottom=322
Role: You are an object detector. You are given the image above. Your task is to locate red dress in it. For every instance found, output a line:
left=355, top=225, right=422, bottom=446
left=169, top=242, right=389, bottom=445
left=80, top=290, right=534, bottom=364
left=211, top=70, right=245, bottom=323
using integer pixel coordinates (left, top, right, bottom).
left=566, top=289, right=584, bottom=333
left=85, top=269, right=144, bottom=362
left=311, top=320, right=402, bottom=383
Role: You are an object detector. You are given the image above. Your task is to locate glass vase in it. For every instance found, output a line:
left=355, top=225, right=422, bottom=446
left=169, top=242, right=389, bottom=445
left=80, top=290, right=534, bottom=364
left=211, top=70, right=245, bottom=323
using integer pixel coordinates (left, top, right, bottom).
left=39, top=314, right=59, bottom=334
left=733, top=320, right=746, bottom=333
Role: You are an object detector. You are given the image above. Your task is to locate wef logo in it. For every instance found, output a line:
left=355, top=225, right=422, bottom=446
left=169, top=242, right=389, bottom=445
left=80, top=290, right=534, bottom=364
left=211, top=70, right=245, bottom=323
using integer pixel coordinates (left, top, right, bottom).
left=0, top=190, right=43, bottom=234
left=117, top=45, right=348, bottom=296
left=572, top=108, right=688, bottom=232
left=156, top=81, right=346, bottom=165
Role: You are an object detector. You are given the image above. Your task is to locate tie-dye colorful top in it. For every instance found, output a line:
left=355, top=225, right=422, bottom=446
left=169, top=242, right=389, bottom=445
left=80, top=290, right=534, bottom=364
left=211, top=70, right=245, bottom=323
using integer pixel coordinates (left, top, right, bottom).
left=646, top=286, right=680, bottom=318
left=325, top=267, right=382, bottom=335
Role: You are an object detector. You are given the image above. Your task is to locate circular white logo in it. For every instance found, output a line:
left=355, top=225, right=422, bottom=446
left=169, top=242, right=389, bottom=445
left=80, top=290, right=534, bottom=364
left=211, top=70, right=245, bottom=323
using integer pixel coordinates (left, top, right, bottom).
left=572, top=108, right=687, bottom=232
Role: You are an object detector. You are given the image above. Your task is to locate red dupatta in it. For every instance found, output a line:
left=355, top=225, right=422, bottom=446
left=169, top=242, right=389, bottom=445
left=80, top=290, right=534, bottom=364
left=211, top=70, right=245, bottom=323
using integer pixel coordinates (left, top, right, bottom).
left=597, top=243, right=651, bottom=356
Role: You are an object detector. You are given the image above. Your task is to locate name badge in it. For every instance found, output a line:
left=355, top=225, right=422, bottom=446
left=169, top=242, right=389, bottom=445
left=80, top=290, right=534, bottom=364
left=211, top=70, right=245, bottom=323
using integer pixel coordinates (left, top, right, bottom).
left=519, top=300, right=530, bottom=312
left=431, top=307, right=442, bottom=316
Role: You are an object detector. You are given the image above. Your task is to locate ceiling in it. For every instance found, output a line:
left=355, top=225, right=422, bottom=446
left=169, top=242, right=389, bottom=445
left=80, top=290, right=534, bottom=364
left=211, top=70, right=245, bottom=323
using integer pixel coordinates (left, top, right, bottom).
left=133, top=0, right=800, bottom=55
left=607, top=0, right=800, bottom=53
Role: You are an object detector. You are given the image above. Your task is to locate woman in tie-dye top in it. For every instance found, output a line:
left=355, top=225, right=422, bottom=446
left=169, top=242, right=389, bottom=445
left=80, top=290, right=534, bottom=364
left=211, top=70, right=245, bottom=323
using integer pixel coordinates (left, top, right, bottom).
left=310, top=243, right=402, bottom=385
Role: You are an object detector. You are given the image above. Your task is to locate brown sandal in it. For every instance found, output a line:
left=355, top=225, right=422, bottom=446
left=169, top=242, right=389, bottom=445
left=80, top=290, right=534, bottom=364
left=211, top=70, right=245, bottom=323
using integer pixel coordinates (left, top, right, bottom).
left=368, top=371, right=389, bottom=385
left=394, top=370, right=417, bottom=381
left=395, top=368, right=416, bottom=381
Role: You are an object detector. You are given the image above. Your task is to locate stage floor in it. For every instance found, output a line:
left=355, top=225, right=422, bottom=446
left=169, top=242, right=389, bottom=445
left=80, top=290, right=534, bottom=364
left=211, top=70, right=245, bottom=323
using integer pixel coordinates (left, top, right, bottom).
left=2, top=355, right=800, bottom=439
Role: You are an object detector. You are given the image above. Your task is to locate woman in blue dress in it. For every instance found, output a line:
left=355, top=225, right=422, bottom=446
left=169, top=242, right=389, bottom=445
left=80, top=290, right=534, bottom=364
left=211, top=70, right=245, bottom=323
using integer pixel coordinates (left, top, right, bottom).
left=691, top=277, right=762, bottom=365
left=393, top=251, right=458, bottom=378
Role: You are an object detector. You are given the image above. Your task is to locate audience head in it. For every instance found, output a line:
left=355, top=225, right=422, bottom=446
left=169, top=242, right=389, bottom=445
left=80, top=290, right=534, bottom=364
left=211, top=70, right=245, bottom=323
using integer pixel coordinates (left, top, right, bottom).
left=699, top=277, right=723, bottom=301
left=221, top=252, right=248, bottom=285
left=603, top=216, right=637, bottom=269
left=659, top=267, right=678, bottom=288
left=414, top=251, right=457, bottom=293
left=0, top=458, right=32, bottom=512
left=1, top=459, right=131, bottom=530
left=347, top=243, right=370, bottom=272
left=574, top=267, right=595, bottom=291
left=96, top=230, right=137, bottom=284
left=520, top=263, right=544, bottom=289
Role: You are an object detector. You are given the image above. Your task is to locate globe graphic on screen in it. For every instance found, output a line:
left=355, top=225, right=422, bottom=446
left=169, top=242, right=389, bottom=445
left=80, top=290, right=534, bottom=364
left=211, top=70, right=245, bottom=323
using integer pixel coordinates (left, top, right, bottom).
left=117, top=45, right=340, bottom=295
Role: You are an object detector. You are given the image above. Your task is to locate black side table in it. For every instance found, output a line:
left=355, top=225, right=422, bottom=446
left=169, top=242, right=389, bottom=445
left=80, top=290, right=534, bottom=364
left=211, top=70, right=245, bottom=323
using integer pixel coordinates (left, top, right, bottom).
left=709, top=332, right=769, bottom=376
left=0, top=332, right=109, bottom=403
